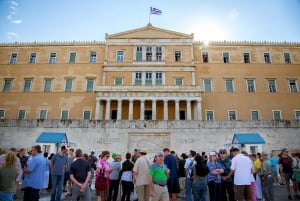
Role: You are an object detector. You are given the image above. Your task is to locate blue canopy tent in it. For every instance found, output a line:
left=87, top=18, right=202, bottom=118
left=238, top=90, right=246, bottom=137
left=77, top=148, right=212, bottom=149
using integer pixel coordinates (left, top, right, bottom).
left=231, top=133, right=265, bottom=154
left=36, top=132, right=74, bottom=152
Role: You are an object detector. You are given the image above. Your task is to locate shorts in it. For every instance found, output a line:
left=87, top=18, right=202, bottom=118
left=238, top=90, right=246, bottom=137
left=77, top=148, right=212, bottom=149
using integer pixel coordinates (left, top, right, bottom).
left=167, top=178, right=180, bottom=193
left=234, top=185, right=252, bottom=201
left=284, top=172, right=295, bottom=183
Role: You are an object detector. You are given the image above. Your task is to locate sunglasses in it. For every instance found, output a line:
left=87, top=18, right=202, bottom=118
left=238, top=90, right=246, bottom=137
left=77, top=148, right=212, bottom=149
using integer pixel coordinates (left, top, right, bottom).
left=105, top=155, right=110, bottom=158
left=219, top=152, right=226, bottom=154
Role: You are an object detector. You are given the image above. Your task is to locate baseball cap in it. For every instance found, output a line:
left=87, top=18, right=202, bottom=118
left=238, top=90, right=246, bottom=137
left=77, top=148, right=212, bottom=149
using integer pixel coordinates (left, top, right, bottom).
left=156, top=151, right=164, bottom=156
left=219, top=149, right=227, bottom=154
left=209, top=151, right=217, bottom=156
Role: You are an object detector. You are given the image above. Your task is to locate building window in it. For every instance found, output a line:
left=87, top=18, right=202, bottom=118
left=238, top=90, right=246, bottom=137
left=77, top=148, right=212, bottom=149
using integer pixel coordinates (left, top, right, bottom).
left=289, top=80, right=298, bottom=93
left=284, top=52, right=291, bottom=64
left=156, top=46, right=162, bottom=61
left=264, top=52, right=271, bottom=63
left=144, top=110, right=152, bottom=120
left=223, top=52, right=230, bottom=63
left=29, top=53, right=36, bottom=64
left=115, top=77, right=123, bottom=85
left=135, top=72, right=142, bottom=85
left=111, top=110, right=117, bottom=120
left=202, top=52, right=208, bottom=63
left=146, top=47, right=152, bottom=61
left=175, top=51, right=181, bottom=62
left=83, top=110, right=91, bottom=120
left=175, top=78, right=183, bottom=86
left=69, top=52, right=76, bottom=63
left=268, top=80, right=276, bottom=92
left=206, top=110, right=214, bottom=120
left=251, top=110, right=259, bottom=120
left=179, top=110, right=186, bottom=120
left=90, top=51, right=96, bottom=63
left=86, top=79, right=94, bottom=92
left=225, top=79, right=234, bottom=92
left=295, top=110, right=300, bottom=120
left=247, top=79, right=255, bottom=92
left=49, top=53, right=56, bottom=64
left=44, top=79, right=52, bottom=92
left=243, top=53, right=250, bottom=63
left=145, top=72, right=152, bottom=85
left=3, top=79, right=12, bottom=92
left=65, top=79, right=73, bottom=92
left=10, top=53, right=17, bottom=64
left=39, top=110, right=47, bottom=120
left=204, top=79, right=212, bottom=92
left=61, top=110, right=69, bottom=120
left=135, top=46, right=143, bottom=61
left=18, top=110, right=26, bottom=119
left=0, top=110, right=5, bottom=119
left=273, top=110, right=281, bottom=120
left=228, top=110, right=236, bottom=120
left=23, top=79, right=32, bottom=92
left=155, top=72, right=162, bottom=85
left=117, top=51, right=124, bottom=62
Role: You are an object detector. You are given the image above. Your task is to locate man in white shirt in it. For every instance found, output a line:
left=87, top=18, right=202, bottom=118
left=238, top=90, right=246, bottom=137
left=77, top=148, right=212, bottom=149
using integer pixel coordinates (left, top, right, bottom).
left=226, top=148, right=253, bottom=201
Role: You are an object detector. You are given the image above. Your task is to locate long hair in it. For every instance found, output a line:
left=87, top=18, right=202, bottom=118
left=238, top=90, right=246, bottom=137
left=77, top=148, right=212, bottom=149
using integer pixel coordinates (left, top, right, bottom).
left=5, top=151, right=17, bottom=168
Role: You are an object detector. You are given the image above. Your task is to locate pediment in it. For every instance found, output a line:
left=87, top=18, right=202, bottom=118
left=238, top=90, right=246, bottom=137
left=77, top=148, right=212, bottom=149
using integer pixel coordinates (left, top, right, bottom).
left=106, top=23, right=193, bottom=39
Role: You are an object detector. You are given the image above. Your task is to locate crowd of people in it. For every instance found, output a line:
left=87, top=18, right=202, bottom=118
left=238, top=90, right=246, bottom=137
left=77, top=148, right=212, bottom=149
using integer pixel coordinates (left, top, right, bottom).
left=0, top=145, right=300, bottom=201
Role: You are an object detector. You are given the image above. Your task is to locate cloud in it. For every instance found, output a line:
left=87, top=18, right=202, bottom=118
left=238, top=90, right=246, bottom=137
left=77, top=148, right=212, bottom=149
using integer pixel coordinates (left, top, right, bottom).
left=10, top=6, right=16, bottom=11
left=7, top=32, right=19, bottom=39
left=6, top=1, right=23, bottom=25
left=7, top=15, right=12, bottom=20
left=12, top=19, right=22, bottom=24
left=228, top=8, right=240, bottom=21
left=10, top=1, right=18, bottom=6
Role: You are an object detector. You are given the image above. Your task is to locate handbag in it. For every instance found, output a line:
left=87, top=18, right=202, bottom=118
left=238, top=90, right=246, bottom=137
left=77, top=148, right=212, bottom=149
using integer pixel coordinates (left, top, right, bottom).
left=95, top=172, right=108, bottom=190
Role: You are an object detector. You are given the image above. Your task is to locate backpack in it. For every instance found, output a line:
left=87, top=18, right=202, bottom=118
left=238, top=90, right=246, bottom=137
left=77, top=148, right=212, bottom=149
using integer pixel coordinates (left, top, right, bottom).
left=177, top=159, right=186, bottom=177
left=195, top=162, right=209, bottom=177
left=89, top=155, right=97, bottom=169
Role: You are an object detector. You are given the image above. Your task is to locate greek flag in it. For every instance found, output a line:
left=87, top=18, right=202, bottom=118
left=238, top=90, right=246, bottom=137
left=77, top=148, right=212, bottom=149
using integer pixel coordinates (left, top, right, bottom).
left=150, top=7, right=162, bottom=15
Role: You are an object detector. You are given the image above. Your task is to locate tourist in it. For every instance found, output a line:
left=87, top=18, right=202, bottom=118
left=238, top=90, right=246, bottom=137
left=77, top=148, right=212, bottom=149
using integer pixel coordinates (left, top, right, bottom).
left=120, top=153, right=134, bottom=201
left=207, top=151, right=223, bottom=201
left=107, top=153, right=121, bottom=201
left=96, top=150, right=111, bottom=201
left=184, top=150, right=196, bottom=201
left=261, top=152, right=274, bottom=201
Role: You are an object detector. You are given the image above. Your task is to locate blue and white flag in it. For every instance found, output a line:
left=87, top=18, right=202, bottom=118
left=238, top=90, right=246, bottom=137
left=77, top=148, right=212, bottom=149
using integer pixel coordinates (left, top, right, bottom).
left=150, top=7, right=162, bottom=15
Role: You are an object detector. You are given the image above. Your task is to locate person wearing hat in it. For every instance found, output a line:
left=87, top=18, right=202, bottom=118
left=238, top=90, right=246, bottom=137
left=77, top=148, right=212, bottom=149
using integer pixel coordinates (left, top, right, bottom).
left=184, top=150, right=197, bottom=201
left=217, top=149, right=235, bottom=201
left=261, top=152, right=274, bottom=201
left=149, top=151, right=170, bottom=201
left=107, top=153, right=121, bottom=201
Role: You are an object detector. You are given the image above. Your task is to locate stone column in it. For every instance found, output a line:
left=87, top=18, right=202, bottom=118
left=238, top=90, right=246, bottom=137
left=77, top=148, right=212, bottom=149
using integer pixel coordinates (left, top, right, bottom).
left=105, top=99, right=111, bottom=120
left=152, top=100, right=156, bottom=120
left=140, top=100, right=145, bottom=120
left=186, top=100, right=191, bottom=120
left=128, top=100, right=133, bottom=120
left=95, top=98, right=102, bottom=120
left=117, top=99, right=122, bottom=120
left=197, top=100, right=202, bottom=120
left=175, top=100, right=180, bottom=120
left=164, top=100, right=168, bottom=120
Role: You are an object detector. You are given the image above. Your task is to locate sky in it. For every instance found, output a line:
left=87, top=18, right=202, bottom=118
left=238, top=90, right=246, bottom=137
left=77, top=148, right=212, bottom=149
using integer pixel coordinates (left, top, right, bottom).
left=1, top=0, right=300, bottom=43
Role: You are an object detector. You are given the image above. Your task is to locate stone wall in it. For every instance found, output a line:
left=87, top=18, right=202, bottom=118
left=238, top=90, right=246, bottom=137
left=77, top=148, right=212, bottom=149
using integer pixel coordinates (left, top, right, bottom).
left=0, top=119, right=299, bottom=157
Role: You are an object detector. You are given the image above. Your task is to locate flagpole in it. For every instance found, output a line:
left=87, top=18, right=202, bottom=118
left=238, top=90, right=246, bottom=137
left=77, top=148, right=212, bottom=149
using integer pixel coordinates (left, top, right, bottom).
left=149, top=8, right=151, bottom=23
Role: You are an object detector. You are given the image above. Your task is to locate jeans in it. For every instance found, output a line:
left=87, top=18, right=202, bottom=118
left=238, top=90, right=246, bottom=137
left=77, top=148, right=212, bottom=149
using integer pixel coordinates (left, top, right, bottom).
left=221, top=181, right=235, bottom=201
left=185, top=178, right=193, bottom=201
left=108, top=179, right=120, bottom=201
left=192, top=181, right=207, bottom=201
left=23, top=187, right=40, bottom=201
left=51, top=175, right=64, bottom=201
left=208, top=181, right=221, bottom=201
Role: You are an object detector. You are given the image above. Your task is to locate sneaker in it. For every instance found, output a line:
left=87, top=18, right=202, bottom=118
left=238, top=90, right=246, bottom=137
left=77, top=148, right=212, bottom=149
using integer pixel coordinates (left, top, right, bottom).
left=288, top=195, right=292, bottom=200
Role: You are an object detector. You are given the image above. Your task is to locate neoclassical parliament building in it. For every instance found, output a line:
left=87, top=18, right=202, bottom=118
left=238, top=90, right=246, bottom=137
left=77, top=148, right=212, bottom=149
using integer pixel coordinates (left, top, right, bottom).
left=0, top=24, right=299, bottom=155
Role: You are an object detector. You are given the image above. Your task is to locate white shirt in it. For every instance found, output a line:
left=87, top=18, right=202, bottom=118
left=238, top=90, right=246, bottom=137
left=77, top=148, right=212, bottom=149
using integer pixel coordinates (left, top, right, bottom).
left=230, top=153, right=253, bottom=185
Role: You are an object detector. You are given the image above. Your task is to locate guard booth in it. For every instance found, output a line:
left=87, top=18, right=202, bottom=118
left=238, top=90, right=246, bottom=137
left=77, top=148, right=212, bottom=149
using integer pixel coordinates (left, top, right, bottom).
left=36, top=132, right=70, bottom=154
left=231, top=133, right=265, bottom=154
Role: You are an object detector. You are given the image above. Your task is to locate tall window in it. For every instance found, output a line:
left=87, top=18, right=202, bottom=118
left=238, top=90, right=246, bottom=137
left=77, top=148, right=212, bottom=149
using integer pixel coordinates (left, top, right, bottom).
left=135, top=72, right=142, bottom=85
left=206, top=110, right=214, bottom=120
left=69, top=52, right=76, bottom=63
left=146, top=47, right=152, bottom=61
left=29, top=53, right=36, bottom=64
left=284, top=52, right=291, bottom=64
left=3, top=79, right=12, bottom=92
left=295, top=110, right=300, bottom=120
left=39, top=110, right=47, bottom=120
left=225, top=79, right=234, bottom=92
left=136, top=47, right=142, bottom=61
left=23, top=79, right=32, bottom=92
left=156, top=46, right=162, bottom=61
left=49, top=53, right=56, bottom=64
left=117, top=51, right=124, bottom=62
left=243, top=53, right=250, bottom=63
left=247, top=79, right=255, bottom=92
left=204, top=79, right=212, bottom=92
left=115, top=77, right=123, bottom=85
left=18, top=110, right=26, bottom=119
left=273, top=110, right=281, bottom=120
left=175, top=78, right=183, bottom=86
left=179, top=110, right=186, bottom=120
left=289, top=80, right=298, bottom=93
left=44, top=79, right=52, bottom=92
left=61, top=110, right=69, bottom=120
left=145, top=72, right=152, bottom=85
left=83, top=110, right=91, bottom=120
left=65, top=79, right=73, bottom=92
left=251, top=110, right=259, bottom=120
left=175, top=51, right=181, bottom=62
left=202, top=52, right=208, bottom=63
left=10, top=53, right=17, bottom=64
left=0, top=110, right=5, bottom=119
left=228, top=110, right=237, bottom=120
left=268, top=80, right=276, bottom=92
left=90, top=51, right=96, bottom=63
left=155, top=72, right=162, bottom=85
left=264, top=53, right=271, bottom=63
left=86, top=79, right=94, bottom=92
left=144, top=110, right=152, bottom=120
left=223, top=52, right=230, bottom=63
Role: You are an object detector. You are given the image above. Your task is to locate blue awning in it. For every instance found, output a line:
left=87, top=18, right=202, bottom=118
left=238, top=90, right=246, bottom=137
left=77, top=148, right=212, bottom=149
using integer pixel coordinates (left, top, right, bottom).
left=232, top=133, right=265, bottom=144
left=36, top=132, right=68, bottom=144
